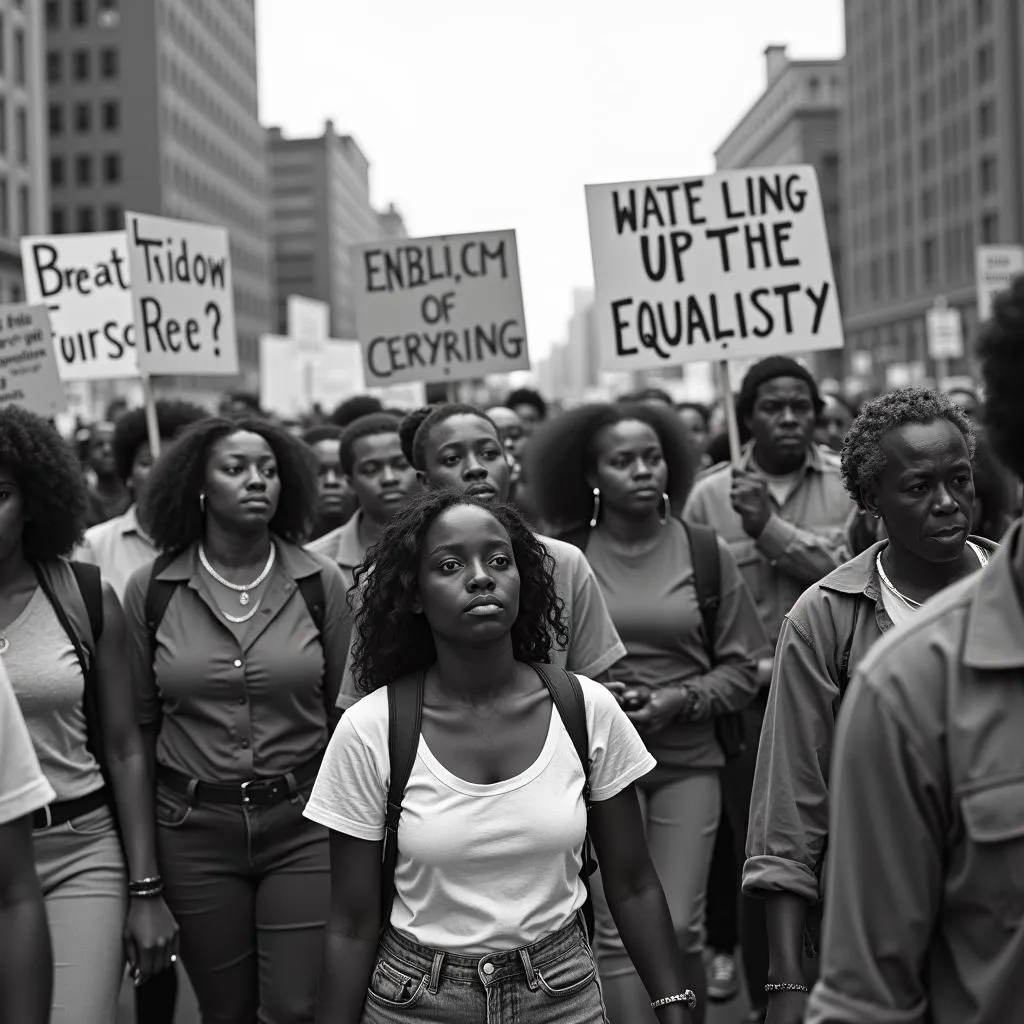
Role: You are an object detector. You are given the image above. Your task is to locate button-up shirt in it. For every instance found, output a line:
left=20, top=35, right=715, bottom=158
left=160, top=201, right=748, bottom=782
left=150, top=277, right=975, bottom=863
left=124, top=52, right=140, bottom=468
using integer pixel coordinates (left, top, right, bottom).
left=806, top=519, right=1024, bottom=1024
left=683, top=443, right=853, bottom=647
left=123, top=539, right=349, bottom=782
left=76, top=505, right=157, bottom=600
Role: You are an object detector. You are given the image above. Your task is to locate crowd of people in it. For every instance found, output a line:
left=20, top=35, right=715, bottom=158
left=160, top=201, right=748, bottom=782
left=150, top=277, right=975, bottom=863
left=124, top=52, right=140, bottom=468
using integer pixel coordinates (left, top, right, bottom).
left=4, top=282, right=1024, bottom=1024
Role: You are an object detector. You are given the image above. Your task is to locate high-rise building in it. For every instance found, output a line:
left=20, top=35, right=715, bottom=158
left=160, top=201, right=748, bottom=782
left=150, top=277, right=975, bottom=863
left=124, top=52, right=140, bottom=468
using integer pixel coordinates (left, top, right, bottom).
left=0, top=1, right=47, bottom=303
left=715, top=44, right=845, bottom=379
left=267, top=121, right=402, bottom=339
left=842, top=0, right=1021, bottom=385
left=44, top=0, right=271, bottom=391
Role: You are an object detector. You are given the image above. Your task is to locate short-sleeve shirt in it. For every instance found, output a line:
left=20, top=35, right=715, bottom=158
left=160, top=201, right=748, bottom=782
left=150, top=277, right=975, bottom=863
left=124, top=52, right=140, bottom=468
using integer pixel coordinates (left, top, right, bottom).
left=304, top=674, right=655, bottom=954
left=0, top=657, right=55, bottom=826
left=75, top=505, right=157, bottom=601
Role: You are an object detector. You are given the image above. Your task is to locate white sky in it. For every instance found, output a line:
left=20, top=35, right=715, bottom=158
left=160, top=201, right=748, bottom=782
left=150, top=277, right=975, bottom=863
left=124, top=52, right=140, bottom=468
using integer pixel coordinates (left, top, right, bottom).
left=257, top=0, right=844, bottom=358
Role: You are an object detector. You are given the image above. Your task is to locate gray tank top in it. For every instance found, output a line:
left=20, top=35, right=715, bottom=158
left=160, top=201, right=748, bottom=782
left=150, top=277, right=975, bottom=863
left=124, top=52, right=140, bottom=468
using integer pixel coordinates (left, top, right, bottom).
left=5, top=587, right=103, bottom=801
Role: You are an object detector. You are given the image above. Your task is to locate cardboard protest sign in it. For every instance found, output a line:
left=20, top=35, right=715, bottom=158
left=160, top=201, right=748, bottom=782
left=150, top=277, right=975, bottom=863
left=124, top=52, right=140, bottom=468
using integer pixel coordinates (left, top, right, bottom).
left=0, top=305, right=66, bottom=416
left=287, top=295, right=330, bottom=353
left=126, top=212, right=237, bottom=376
left=352, top=229, right=530, bottom=386
left=585, top=166, right=843, bottom=370
left=976, top=245, right=1024, bottom=324
left=259, top=335, right=365, bottom=419
left=21, top=232, right=138, bottom=381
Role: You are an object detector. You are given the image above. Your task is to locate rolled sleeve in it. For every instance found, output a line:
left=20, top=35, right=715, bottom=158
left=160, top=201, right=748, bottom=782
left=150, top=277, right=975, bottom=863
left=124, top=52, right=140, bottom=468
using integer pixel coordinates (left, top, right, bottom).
left=755, top=513, right=849, bottom=587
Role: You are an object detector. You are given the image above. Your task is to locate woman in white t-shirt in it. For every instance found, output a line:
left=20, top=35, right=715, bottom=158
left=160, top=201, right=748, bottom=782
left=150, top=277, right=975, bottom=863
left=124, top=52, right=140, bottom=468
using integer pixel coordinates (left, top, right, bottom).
left=305, top=490, right=696, bottom=1023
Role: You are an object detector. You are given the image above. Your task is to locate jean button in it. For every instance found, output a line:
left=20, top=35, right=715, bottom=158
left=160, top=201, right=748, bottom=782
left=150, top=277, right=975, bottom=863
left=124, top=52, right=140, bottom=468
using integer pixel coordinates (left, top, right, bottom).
left=482, top=962, right=495, bottom=976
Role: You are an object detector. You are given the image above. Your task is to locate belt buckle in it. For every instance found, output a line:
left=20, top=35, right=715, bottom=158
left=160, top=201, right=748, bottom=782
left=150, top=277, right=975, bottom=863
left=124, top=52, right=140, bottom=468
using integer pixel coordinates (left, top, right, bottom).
left=240, top=779, right=275, bottom=807
left=34, top=804, right=54, bottom=831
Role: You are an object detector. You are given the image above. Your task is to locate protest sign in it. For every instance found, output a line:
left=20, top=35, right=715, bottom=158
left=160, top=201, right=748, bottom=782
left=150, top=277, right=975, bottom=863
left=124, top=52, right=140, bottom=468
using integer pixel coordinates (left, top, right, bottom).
left=352, top=229, right=530, bottom=386
left=0, top=304, right=66, bottom=417
left=20, top=232, right=138, bottom=381
left=259, top=335, right=365, bottom=419
left=976, top=245, right=1024, bottom=324
left=926, top=304, right=964, bottom=360
left=287, top=295, right=330, bottom=353
left=585, top=166, right=843, bottom=371
left=126, top=212, right=237, bottom=376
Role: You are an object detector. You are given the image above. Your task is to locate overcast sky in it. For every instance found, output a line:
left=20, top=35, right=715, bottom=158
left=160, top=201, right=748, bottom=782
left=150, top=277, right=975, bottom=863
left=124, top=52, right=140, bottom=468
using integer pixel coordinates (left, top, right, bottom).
left=257, top=0, right=844, bottom=357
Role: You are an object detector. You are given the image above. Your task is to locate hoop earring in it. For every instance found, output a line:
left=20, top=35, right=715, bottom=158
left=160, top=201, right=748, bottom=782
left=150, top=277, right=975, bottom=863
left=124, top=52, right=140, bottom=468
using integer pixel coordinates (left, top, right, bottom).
left=199, top=492, right=206, bottom=514
left=589, top=487, right=601, bottom=529
left=661, top=492, right=670, bottom=525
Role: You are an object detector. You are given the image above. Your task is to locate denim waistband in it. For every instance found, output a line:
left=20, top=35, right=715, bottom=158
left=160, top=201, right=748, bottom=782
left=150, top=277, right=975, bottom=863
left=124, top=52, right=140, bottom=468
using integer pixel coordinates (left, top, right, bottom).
left=379, top=913, right=589, bottom=989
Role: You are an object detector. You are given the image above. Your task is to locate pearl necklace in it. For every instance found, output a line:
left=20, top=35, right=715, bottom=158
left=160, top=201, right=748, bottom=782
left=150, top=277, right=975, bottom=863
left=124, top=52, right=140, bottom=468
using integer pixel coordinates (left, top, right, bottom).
left=199, top=543, right=275, bottom=606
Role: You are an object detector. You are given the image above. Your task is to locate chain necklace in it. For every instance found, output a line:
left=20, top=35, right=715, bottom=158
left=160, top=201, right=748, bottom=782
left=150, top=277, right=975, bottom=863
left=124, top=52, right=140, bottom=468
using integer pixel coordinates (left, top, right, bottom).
left=199, top=543, right=275, bottom=606
left=876, top=552, right=922, bottom=609
left=221, top=599, right=262, bottom=624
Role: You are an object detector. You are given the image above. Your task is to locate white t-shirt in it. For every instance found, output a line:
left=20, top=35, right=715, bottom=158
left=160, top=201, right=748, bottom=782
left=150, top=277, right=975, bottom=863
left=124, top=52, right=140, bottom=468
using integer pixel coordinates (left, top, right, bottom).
left=304, top=674, right=655, bottom=954
left=0, top=657, right=55, bottom=826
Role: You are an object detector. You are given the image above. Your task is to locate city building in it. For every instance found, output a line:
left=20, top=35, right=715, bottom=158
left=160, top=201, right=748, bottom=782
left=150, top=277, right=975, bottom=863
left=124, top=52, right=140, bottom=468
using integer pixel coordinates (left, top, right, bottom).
left=268, top=121, right=404, bottom=339
left=0, top=0, right=47, bottom=304
left=842, top=0, right=1021, bottom=387
left=44, top=0, right=271, bottom=393
left=715, top=44, right=845, bottom=380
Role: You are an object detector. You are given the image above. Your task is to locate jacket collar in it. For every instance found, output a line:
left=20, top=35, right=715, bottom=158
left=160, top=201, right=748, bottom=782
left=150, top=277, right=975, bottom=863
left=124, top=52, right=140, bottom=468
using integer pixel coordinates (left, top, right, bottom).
left=155, top=536, right=322, bottom=584
left=964, top=520, right=1024, bottom=670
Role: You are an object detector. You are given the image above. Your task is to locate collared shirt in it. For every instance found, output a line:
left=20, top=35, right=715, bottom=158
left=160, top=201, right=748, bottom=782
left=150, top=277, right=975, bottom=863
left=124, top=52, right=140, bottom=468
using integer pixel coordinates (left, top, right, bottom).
left=123, top=539, right=349, bottom=782
left=806, top=520, right=1024, bottom=1024
left=683, top=442, right=854, bottom=646
left=0, top=657, right=55, bottom=826
left=76, top=505, right=157, bottom=600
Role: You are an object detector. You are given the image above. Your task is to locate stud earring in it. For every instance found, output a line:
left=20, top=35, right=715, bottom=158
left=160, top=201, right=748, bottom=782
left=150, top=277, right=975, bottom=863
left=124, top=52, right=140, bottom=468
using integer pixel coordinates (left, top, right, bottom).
left=199, top=492, right=206, bottom=514
left=661, top=492, right=670, bottom=525
left=589, top=487, right=601, bottom=529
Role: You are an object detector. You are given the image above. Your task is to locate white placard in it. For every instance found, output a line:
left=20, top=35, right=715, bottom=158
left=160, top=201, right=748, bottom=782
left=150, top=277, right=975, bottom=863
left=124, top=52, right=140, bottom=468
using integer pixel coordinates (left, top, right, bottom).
left=287, top=295, right=330, bottom=354
left=352, top=229, right=530, bottom=386
left=976, top=245, right=1024, bottom=324
left=585, top=165, right=844, bottom=370
left=259, top=335, right=365, bottom=419
left=0, top=304, right=66, bottom=417
left=20, top=232, right=138, bottom=381
left=126, top=212, right=238, bottom=376
left=369, top=381, right=428, bottom=409
left=926, top=306, right=964, bottom=360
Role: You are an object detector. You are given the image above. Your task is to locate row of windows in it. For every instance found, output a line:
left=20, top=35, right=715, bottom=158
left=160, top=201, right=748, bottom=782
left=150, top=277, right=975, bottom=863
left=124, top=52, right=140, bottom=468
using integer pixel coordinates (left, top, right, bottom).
left=165, top=158, right=266, bottom=242
left=48, top=99, right=120, bottom=136
left=49, top=152, right=121, bottom=187
left=46, top=0, right=119, bottom=31
left=47, top=47, right=119, bottom=84
left=50, top=202, right=122, bottom=234
left=165, top=108, right=263, bottom=198
left=159, top=0, right=258, bottom=88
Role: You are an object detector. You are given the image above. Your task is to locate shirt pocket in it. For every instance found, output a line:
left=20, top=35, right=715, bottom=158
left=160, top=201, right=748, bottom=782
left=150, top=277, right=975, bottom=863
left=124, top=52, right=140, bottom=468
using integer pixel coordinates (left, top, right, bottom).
left=959, top=778, right=1024, bottom=924
left=732, top=542, right=767, bottom=606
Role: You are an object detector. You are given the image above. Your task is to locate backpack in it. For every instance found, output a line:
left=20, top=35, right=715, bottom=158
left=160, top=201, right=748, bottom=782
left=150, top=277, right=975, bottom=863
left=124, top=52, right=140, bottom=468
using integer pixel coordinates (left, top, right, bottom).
left=558, top=519, right=745, bottom=759
left=380, top=663, right=598, bottom=940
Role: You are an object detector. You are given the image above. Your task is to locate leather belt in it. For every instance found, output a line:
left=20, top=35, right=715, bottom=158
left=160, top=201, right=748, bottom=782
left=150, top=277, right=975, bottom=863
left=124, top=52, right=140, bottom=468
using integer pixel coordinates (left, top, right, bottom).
left=157, top=755, right=322, bottom=808
left=32, top=787, right=109, bottom=830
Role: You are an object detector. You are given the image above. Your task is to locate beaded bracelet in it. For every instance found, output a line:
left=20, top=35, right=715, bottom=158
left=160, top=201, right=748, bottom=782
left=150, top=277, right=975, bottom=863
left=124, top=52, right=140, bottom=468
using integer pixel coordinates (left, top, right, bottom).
left=129, top=875, right=164, bottom=898
left=764, top=982, right=809, bottom=994
left=650, top=989, right=697, bottom=1009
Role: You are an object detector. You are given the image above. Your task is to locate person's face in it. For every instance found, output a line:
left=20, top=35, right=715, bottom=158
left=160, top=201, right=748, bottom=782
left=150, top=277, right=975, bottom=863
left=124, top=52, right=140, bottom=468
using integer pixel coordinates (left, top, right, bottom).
left=948, top=389, right=980, bottom=422
left=816, top=395, right=852, bottom=453
left=746, top=377, right=817, bottom=472
left=512, top=403, right=541, bottom=438
left=347, top=431, right=418, bottom=523
left=420, top=414, right=511, bottom=503
left=415, top=504, right=520, bottom=648
left=589, top=420, right=669, bottom=519
left=865, top=419, right=974, bottom=563
left=128, top=441, right=157, bottom=501
left=0, top=468, right=26, bottom=562
left=310, top=439, right=350, bottom=520
left=677, top=407, right=710, bottom=453
left=88, top=422, right=117, bottom=477
left=203, top=431, right=281, bottom=533
left=486, top=407, right=527, bottom=463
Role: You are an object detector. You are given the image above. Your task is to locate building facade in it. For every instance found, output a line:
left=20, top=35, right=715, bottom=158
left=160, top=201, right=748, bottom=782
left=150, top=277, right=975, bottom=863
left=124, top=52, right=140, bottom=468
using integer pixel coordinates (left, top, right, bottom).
left=842, top=0, right=1022, bottom=387
left=715, top=44, right=845, bottom=380
left=268, top=121, right=401, bottom=340
left=44, top=0, right=271, bottom=392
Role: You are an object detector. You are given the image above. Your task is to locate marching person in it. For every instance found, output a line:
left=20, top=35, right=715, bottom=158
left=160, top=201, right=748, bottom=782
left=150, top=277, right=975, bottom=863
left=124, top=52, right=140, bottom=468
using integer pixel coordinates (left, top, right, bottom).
left=303, top=425, right=358, bottom=541
left=83, top=419, right=131, bottom=527
left=745, top=387, right=993, bottom=1024
left=814, top=395, right=854, bottom=454
left=528, top=402, right=769, bottom=1024
left=123, top=416, right=349, bottom=1024
left=506, top=387, right=548, bottom=438
left=0, top=407, right=177, bottom=1024
left=804, top=277, right=1024, bottom=1024
left=307, top=489, right=695, bottom=1023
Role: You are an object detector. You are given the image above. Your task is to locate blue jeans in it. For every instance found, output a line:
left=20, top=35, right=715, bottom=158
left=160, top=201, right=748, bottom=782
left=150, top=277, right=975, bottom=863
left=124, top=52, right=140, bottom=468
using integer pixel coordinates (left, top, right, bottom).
left=362, top=915, right=608, bottom=1024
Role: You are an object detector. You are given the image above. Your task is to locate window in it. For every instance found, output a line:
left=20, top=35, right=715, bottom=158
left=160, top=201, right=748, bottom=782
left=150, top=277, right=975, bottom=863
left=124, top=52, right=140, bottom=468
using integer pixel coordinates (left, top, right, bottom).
left=976, top=0, right=992, bottom=28
left=50, top=157, right=64, bottom=187
left=47, top=104, right=63, bottom=136
left=51, top=207, right=65, bottom=234
left=103, top=203, right=121, bottom=231
left=47, top=51, right=62, bottom=83
left=75, top=155, right=92, bottom=186
left=102, top=101, right=119, bottom=131
left=15, top=109, right=26, bottom=165
left=98, top=0, right=119, bottom=28
left=76, top=206, right=94, bottom=233
left=923, top=237, right=937, bottom=284
left=978, top=44, right=994, bottom=84
left=100, top=48, right=118, bottom=79
left=979, top=100, right=996, bottom=138
left=0, top=179, right=10, bottom=237
left=808, top=76, right=820, bottom=99
left=982, top=212, right=999, bottom=243
left=73, top=50, right=90, bottom=81
left=0, top=99, right=6, bottom=155
left=921, top=188, right=937, bottom=220
left=46, top=1, right=59, bottom=29
left=920, top=137, right=936, bottom=170
left=75, top=103, right=91, bottom=132
left=14, top=29, right=24, bottom=87
left=981, top=156, right=998, bottom=195
left=18, top=185, right=29, bottom=236
left=73, top=0, right=88, bottom=27
left=102, top=153, right=120, bottom=183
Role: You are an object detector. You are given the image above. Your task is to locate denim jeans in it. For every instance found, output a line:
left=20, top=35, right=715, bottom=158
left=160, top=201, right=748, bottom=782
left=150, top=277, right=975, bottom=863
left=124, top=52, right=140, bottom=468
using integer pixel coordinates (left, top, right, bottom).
left=362, top=915, right=608, bottom=1024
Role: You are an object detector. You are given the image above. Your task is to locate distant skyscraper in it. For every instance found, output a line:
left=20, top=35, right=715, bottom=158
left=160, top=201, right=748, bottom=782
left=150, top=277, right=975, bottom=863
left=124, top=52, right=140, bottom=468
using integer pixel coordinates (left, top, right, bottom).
left=44, top=0, right=271, bottom=391
left=267, top=121, right=402, bottom=339
left=842, top=0, right=1020, bottom=383
left=715, top=44, right=844, bottom=379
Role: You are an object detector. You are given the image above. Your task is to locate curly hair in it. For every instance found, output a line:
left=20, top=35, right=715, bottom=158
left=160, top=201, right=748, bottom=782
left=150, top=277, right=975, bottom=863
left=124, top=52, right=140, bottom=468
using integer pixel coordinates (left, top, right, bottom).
left=331, top=394, right=383, bottom=428
left=839, top=386, right=976, bottom=510
left=979, top=276, right=1024, bottom=479
left=410, top=404, right=499, bottom=472
left=0, top=407, right=87, bottom=559
left=350, top=490, right=569, bottom=692
left=340, top=413, right=402, bottom=475
left=506, top=387, right=547, bottom=421
left=524, top=402, right=699, bottom=532
left=301, top=424, right=343, bottom=448
left=112, top=400, right=208, bottom=483
left=140, top=417, right=319, bottom=552
left=399, top=407, right=434, bottom=465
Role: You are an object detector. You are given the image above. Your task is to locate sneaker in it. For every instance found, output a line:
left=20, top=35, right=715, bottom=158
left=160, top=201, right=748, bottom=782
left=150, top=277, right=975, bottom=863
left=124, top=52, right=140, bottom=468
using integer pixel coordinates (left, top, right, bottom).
left=706, top=951, right=740, bottom=1002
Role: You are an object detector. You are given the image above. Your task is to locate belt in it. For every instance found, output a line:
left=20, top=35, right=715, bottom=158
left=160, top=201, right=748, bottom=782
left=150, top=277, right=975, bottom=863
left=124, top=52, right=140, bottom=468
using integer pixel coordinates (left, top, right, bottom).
left=33, top=787, right=109, bottom=831
left=157, top=755, right=322, bottom=808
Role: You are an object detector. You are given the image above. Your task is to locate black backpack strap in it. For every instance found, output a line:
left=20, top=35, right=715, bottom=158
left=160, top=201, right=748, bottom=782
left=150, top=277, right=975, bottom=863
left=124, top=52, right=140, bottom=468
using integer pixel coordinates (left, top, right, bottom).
left=380, top=672, right=425, bottom=932
left=681, top=520, right=721, bottom=652
left=69, top=561, right=104, bottom=645
left=296, top=572, right=326, bottom=634
left=144, top=552, right=180, bottom=657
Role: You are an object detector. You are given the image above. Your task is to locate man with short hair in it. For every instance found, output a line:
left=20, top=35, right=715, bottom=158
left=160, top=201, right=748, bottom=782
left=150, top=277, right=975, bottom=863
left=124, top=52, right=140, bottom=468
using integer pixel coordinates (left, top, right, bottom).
left=302, top=425, right=357, bottom=541
left=84, top=420, right=131, bottom=527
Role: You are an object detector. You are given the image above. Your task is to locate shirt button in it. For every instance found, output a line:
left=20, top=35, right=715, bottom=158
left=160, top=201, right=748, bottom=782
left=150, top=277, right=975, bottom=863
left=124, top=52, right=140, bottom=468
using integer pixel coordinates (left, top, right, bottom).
left=482, top=963, right=494, bottom=976
left=233, top=659, right=243, bottom=668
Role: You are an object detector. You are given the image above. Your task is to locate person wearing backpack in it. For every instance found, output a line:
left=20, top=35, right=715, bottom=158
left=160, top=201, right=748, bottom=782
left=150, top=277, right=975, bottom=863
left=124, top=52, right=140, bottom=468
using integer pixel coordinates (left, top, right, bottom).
left=745, top=388, right=994, bottom=1024
left=0, top=408, right=177, bottom=1024
left=305, top=489, right=696, bottom=1023
left=525, top=402, right=769, bottom=1024
left=122, top=417, right=350, bottom=1024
